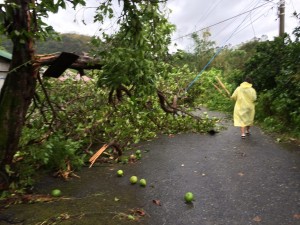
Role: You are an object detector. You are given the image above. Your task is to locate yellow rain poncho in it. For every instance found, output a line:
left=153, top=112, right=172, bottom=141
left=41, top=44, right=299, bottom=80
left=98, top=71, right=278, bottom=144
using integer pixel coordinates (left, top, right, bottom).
left=231, top=82, right=257, bottom=127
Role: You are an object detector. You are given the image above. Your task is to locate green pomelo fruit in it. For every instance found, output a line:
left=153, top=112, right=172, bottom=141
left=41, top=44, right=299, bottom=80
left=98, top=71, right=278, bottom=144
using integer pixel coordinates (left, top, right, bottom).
left=51, top=189, right=62, bottom=197
left=128, top=215, right=135, bottom=220
left=135, top=150, right=141, bottom=155
left=184, top=192, right=194, bottom=203
left=130, top=176, right=138, bottom=184
left=139, top=178, right=147, bottom=187
left=117, top=170, right=124, bottom=177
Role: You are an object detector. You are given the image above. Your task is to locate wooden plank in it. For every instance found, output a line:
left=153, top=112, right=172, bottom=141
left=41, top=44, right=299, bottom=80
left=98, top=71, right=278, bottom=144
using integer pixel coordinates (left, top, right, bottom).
left=89, top=144, right=109, bottom=168
left=216, top=76, right=231, bottom=97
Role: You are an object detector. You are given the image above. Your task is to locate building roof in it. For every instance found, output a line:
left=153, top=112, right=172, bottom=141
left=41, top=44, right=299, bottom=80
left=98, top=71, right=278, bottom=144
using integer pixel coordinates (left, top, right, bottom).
left=0, top=50, right=12, bottom=61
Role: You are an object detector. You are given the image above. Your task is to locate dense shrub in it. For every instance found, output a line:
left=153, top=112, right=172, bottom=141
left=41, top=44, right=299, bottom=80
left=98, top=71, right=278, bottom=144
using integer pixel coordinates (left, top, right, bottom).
left=243, top=34, right=300, bottom=137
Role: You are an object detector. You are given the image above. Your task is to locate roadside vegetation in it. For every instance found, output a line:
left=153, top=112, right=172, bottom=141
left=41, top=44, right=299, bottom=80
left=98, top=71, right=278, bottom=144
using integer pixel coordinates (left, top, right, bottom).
left=0, top=33, right=93, bottom=54
left=0, top=1, right=299, bottom=195
left=192, top=30, right=300, bottom=141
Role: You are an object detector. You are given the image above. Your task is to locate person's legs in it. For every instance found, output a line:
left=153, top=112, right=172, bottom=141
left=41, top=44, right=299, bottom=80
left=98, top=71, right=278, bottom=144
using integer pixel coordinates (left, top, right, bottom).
left=246, top=126, right=251, bottom=135
left=241, top=127, right=245, bottom=138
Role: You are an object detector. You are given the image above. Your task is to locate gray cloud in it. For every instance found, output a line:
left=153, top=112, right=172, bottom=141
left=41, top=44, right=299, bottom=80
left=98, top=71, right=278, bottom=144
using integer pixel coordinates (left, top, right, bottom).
left=168, top=0, right=299, bottom=50
left=44, top=0, right=300, bottom=50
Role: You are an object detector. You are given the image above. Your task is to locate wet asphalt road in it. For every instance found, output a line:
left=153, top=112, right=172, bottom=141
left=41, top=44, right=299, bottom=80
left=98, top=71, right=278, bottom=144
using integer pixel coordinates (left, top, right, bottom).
left=1, top=111, right=300, bottom=225
left=137, top=127, right=300, bottom=225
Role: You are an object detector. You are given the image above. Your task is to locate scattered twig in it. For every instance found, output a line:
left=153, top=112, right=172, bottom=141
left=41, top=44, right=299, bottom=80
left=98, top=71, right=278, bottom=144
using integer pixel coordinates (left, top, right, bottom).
left=37, top=73, right=58, bottom=129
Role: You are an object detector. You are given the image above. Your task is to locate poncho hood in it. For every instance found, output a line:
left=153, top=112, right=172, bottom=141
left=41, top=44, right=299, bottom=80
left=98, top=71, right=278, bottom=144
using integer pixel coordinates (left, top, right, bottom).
left=240, top=82, right=252, bottom=88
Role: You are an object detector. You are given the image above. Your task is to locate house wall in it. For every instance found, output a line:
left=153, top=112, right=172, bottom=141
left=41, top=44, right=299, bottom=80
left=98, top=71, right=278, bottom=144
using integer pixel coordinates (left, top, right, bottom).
left=0, top=58, right=10, bottom=90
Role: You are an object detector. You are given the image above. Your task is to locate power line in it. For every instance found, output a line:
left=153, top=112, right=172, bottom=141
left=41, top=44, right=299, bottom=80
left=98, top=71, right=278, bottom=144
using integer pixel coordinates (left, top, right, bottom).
left=227, top=3, right=275, bottom=41
left=194, top=0, right=224, bottom=28
left=185, top=16, right=249, bottom=92
left=289, top=0, right=296, bottom=12
left=172, top=1, right=273, bottom=42
left=231, top=9, right=272, bottom=39
left=212, top=0, right=265, bottom=43
left=223, top=6, right=255, bottom=45
left=250, top=0, right=262, bottom=37
left=185, top=1, right=266, bottom=92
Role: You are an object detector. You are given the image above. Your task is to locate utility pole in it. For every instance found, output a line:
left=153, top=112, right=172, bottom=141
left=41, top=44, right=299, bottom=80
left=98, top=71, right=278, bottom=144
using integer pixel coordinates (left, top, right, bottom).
left=278, top=0, right=285, bottom=36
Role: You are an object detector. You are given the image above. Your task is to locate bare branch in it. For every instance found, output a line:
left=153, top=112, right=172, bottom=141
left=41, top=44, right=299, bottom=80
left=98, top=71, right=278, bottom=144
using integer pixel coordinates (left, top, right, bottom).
left=157, top=90, right=177, bottom=114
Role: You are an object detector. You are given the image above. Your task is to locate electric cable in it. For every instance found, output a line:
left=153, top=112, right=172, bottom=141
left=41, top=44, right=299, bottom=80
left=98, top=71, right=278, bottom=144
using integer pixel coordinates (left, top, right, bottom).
left=211, top=0, right=266, bottom=43
left=228, top=4, right=275, bottom=41
left=204, top=0, right=261, bottom=41
left=172, top=1, right=274, bottom=42
left=232, top=6, right=276, bottom=39
left=184, top=3, right=262, bottom=92
left=289, top=0, right=296, bottom=12
left=194, top=0, right=224, bottom=29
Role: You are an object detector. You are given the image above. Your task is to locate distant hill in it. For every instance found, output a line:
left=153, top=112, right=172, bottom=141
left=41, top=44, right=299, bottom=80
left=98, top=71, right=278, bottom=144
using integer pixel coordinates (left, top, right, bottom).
left=1, top=33, right=93, bottom=55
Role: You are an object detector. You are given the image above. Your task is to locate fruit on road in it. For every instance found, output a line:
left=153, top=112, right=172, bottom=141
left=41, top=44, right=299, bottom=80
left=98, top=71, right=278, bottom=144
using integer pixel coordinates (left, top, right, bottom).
left=130, top=176, right=138, bottom=184
left=127, top=215, right=135, bottom=220
left=51, top=189, right=62, bottom=197
left=135, top=150, right=142, bottom=159
left=117, top=170, right=124, bottom=177
left=135, top=150, right=141, bottom=155
left=184, top=192, right=194, bottom=203
left=139, top=178, right=147, bottom=187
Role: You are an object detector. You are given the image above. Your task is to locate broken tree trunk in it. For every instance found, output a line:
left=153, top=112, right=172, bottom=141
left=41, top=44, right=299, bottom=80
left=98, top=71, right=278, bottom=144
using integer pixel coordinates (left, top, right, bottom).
left=34, top=52, right=103, bottom=75
left=0, top=50, right=103, bottom=180
left=0, top=0, right=37, bottom=174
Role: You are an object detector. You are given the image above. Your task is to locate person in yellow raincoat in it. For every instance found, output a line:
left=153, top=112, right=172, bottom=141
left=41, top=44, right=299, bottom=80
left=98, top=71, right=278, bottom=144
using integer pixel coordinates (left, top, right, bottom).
left=231, top=77, right=257, bottom=138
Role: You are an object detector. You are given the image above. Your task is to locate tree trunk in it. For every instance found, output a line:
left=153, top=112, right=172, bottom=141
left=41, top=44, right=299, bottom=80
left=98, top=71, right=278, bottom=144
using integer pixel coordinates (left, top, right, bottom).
left=0, top=0, right=36, bottom=173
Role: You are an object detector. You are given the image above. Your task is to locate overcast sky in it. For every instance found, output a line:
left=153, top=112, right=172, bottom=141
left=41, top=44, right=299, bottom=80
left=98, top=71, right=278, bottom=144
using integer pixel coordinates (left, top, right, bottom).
left=42, top=0, right=299, bottom=51
left=167, top=0, right=299, bottom=50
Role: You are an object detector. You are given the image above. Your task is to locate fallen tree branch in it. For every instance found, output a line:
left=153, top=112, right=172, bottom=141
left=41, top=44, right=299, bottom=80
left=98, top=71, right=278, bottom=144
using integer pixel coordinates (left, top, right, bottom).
left=156, top=90, right=204, bottom=120
left=157, top=90, right=177, bottom=114
left=109, top=85, right=132, bottom=104
left=33, top=52, right=103, bottom=75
